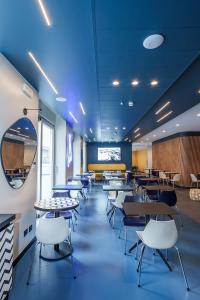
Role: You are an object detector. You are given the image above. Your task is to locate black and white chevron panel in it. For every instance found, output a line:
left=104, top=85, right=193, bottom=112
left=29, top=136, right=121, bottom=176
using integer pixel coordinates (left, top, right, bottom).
left=0, top=224, right=14, bottom=300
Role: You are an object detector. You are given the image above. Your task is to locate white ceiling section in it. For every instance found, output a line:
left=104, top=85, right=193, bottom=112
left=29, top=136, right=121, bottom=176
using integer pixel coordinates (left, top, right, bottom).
left=135, top=102, right=200, bottom=144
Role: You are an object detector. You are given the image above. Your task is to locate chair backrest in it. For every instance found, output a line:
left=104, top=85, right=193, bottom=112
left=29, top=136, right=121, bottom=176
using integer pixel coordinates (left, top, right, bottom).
left=110, top=180, right=122, bottom=186
left=70, top=190, right=79, bottom=198
left=70, top=180, right=81, bottom=185
left=158, top=190, right=177, bottom=206
left=116, top=191, right=132, bottom=204
left=142, top=219, right=178, bottom=249
left=172, top=174, right=181, bottom=182
left=159, top=171, right=166, bottom=179
left=190, top=174, right=197, bottom=182
left=36, top=217, right=69, bottom=245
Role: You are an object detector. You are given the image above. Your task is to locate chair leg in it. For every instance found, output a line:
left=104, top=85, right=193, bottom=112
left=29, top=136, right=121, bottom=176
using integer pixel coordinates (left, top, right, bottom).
left=124, top=226, right=127, bottom=255
left=27, top=241, right=40, bottom=285
left=70, top=254, right=77, bottom=280
left=118, top=220, right=123, bottom=239
left=112, top=208, right=116, bottom=229
left=175, top=246, right=190, bottom=291
left=137, top=245, right=145, bottom=287
left=135, top=240, right=139, bottom=260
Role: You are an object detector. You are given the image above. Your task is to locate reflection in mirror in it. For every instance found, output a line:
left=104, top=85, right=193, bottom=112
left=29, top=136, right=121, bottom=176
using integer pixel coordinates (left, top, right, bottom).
left=1, top=118, right=37, bottom=189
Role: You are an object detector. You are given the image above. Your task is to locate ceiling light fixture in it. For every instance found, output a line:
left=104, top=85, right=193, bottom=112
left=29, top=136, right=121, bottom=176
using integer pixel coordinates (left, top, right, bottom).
left=17, top=127, right=21, bottom=130
left=115, top=127, right=118, bottom=130
left=176, top=123, right=180, bottom=127
left=198, top=90, right=200, bottom=94
left=131, top=80, right=139, bottom=86
left=135, top=133, right=141, bottom=138
left=122, top=126, right=126, bottom=130
left=150, top=80, right=158, bottom=86
left=155, top=101, right=170, bottom=115
left=56, top=97, right=66, bottom=102
left=153, top=134, right=157, bottom=137
left=90, top=128, right=93, bottom=133
left=79, top=102, right=86, bottom=115
left=197, top=113, right=200, bottom=117
left=69, top=112, right=78, bottom=124
left=37, top=0, right=51, bottom=26
left=143, top=34, right=164, bottom=49
left=162, top=130, right=166, bottom=133
left=124, top=138, right=128, bottom=141
left=112, top=80, right=120, bottom=86
left=128, top=101, right=134, bottom=107
left=28, top=52, right=58, bottom=94
left=134, top=128, right=140, bottom=133
left=157, top=110, right=173, bottom=123
left=106, top=127, right=110, bottom=130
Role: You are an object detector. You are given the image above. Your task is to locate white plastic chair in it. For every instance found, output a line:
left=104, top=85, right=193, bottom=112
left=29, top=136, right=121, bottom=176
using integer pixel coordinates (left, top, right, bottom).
left=159, top=171, right=169, bottom=185
left=170, top=174, right=181, bottom=188
left=106, top=181, right=123, bottom=210
left=136, top=219, right=189, bottom=290
left=190, top=174, right=200, bottom=188
left=27, top=217, right=75, bottom=284
left=111, top=191, right=133, bottom=228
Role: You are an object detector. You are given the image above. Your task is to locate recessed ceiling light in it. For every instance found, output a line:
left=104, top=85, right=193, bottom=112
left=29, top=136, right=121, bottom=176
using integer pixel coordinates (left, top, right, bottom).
left=106, top=127, right=110, bottom=130
left=122, top=126, right=126, bottom=130
left=124, top=138, right=128, bottom=141
left=146, top=138, right=149, bottom=141
left=135, top=133, right=141, bottom=138
left=197, top=113, right=200, bottom=117
left=143, top=34, right=164, bottom=49
left=37, top=0, right=51, bottom=26
left=120, top=100, right=124, bottom=106
left=198, top=90, right=200, bottom=94
left=90, top=128, right=93, bottom=133
left=17, top=127, right=21, bottom=130
left=129, top=140, right=132, bottom=143
left=150, top=80, right=158, bottom=86
left=162, top=130, right=166, bottom=133
left=128, top=101, right=134, bottom=107
left=112, top=80, right=120, bottom=86
left=56, top=97, right=66, bottom=102
left=69, top=112, right=78, bottom=124
left=153, top=134, right=157, bottom=137
left=25, top=127, right=29, bottom=130
left=155, top=101, right=170, bottom=115
left=79, top=102, right=86, bottom=115
left=157, top=111, right=173, bottom=123
left=115, top=127, right=118, bottom=130
left=176, top=123, right=180, bottom=127
left=28, top=52, right=58, bottom=94
left=131, top=80, right=139, bottom=86
left=134, top=128, right=140, bottom=133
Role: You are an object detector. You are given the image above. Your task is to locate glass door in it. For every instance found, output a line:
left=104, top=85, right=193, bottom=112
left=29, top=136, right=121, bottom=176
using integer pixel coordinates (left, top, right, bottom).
left=40, top=120, right=54, bottom=200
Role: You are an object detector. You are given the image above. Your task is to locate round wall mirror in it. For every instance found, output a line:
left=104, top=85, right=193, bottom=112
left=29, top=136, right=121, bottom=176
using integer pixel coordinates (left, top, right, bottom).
left=1, top=118, right=37, bottom=189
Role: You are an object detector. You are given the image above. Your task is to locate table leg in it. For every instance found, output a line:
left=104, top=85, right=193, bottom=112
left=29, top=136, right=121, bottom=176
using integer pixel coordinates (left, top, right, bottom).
left=129, top=239, right=142, bottom=253
left=156, top=249, right=172, bottom=271
left=54, top=211, right=60, bottom=252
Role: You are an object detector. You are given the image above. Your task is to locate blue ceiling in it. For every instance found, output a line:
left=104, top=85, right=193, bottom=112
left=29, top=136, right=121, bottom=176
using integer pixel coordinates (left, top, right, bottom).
left=0, top=0, right=200, bottom=141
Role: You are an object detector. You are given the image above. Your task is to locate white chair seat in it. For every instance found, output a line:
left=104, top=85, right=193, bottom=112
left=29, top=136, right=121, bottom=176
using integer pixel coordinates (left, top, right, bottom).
left=112, top=202, right=123, bottom=209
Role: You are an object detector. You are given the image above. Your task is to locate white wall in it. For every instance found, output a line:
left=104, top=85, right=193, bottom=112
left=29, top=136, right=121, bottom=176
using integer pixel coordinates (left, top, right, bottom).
left=73, top=133, right=81, bottom=176
left=55, top=114, right=67, bottom=184
left=0, top=54, right=38, bottom=259
left=83, top=139, right=87, bottom=172
left=147, top=147, right=152, bottom=169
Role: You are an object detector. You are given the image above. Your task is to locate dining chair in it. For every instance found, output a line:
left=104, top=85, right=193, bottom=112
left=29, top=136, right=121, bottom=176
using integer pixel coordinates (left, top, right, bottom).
left=159, top=171, right=169, bottom=185
left=190, top=174, right=200, bottom=188
left=136, top=219, right=189, bottom=291
left=106, top=181, right=122, bottom=211
left=170, top=174, right=181, bottom=188
left=45, top=191, right=76, bottom=231
left=27, top=217, right=76, bottom=285
left=118, top=195, right=146, bottom=256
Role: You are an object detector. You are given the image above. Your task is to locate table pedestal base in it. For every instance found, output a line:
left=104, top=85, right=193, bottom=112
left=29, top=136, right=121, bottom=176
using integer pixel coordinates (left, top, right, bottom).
left=40, top=242, right=73, bottom=261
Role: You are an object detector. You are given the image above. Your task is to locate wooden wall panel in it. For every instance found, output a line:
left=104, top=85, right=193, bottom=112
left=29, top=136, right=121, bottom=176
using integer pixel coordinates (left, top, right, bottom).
left=2, top=141, right=24, bottom=169
left=152, top=135, right=200, bottom=186
left=132, top=150, right=148, bottom=171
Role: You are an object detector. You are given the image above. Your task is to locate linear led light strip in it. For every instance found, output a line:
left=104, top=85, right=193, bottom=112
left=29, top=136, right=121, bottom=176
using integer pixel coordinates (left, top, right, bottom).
left=135, top=133, right=141, bottom=138
left=155, top=101, right=170, bottom=115
left=157, top=111, right=173, bottom=123
left=28, top=52, right=58, bottom=94
left=69, top=112, right=78, bottom=124
left=134, top=128, right=140, bottom=133
left=124, top=138, right=128, bottom=141
left=90, top=128, right=93, bottom=134
left=37, top=0, right=51, bottom=26
left=79, top=102, right=86, bottom=115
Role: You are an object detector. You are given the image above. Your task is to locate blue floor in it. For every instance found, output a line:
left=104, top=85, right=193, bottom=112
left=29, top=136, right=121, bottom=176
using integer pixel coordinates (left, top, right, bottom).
left=10, top=185, right=200, bottom=300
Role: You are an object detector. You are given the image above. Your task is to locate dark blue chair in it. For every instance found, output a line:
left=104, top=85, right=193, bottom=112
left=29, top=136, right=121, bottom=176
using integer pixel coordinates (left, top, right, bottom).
left=119, top=195, right=146, bottom=255
left=45, top=191, right=75, bottom=231
left=145, top=182, right=159, bottom=201
left=158, top=190, right=177, bottom=207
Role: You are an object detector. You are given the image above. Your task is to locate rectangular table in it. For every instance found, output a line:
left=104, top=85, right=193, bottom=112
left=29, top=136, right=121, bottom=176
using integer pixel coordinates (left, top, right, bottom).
left=142, top=185, right=174, bottom=192
left=103, top=185, right=134, bottom=196
left=53, top=184, right=83, bottom=191
left=123, top=202, right=177, bottom=216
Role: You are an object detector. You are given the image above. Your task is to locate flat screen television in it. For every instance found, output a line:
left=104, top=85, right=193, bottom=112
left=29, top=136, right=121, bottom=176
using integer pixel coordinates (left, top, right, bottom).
left=98, top=147, right=121, bottom=161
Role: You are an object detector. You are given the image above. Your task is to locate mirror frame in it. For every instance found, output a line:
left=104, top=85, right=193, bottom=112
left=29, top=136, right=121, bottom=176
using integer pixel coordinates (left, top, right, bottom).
left=0, top=117, right=37, bottom=189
